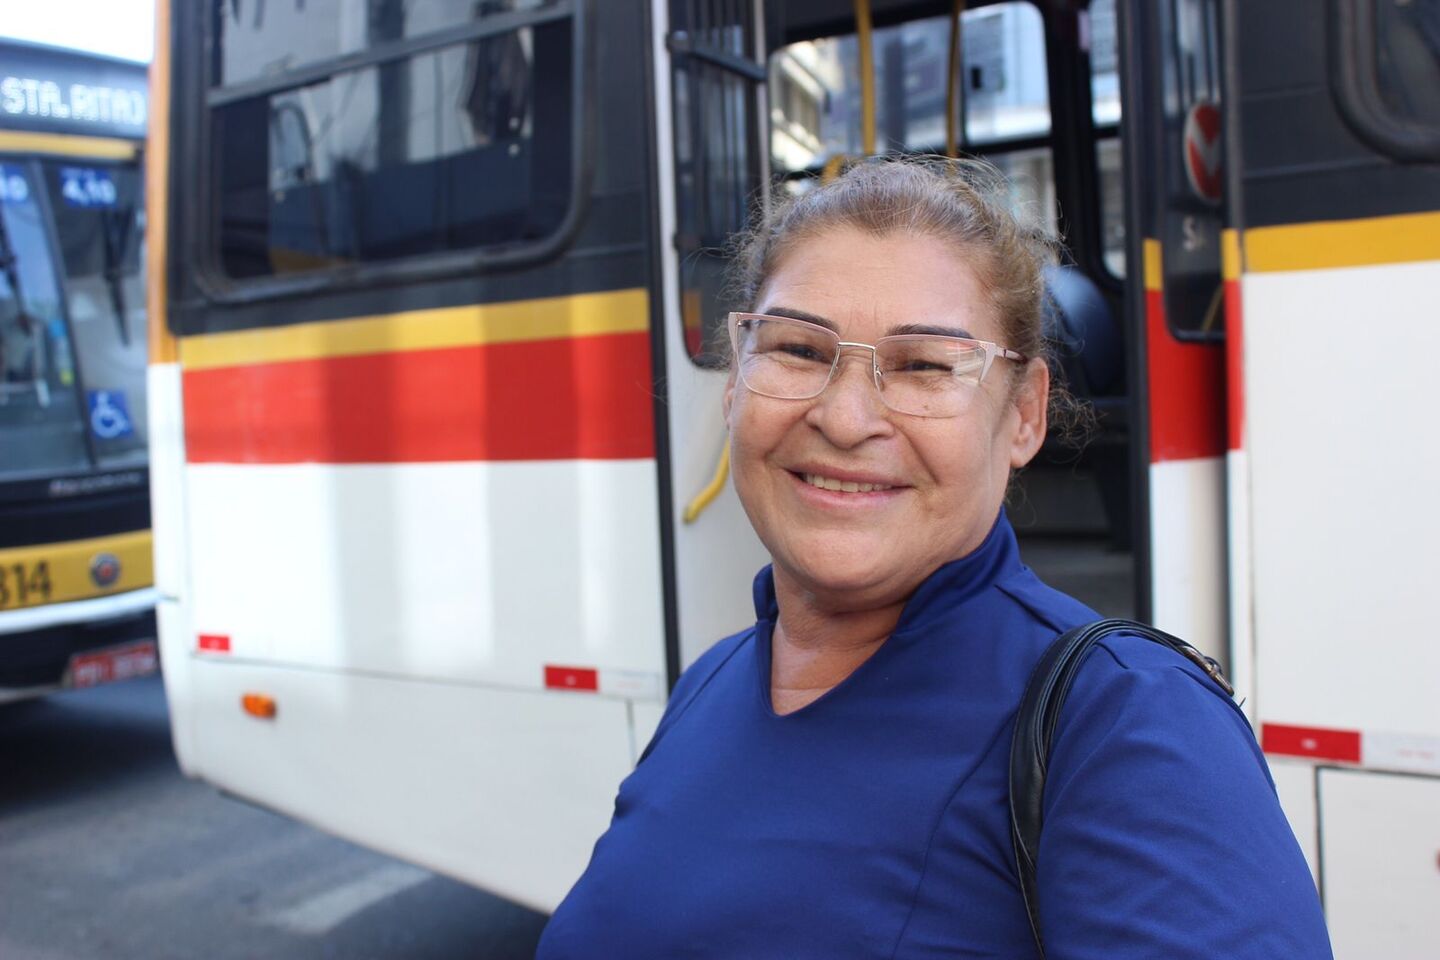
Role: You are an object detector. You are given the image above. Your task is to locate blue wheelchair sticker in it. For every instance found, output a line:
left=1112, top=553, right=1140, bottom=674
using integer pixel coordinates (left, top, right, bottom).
left=59, top=166, right=119, bottom=209
left=0, top=164, right=29, bottom=206
left=88, top=390, right=135, bottom=440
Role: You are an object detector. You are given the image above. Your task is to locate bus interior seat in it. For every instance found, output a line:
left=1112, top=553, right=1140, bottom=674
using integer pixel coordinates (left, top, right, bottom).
left=1038, top=262, right=1131, bottom=549
left=1041, top=262, right=1124, bottom=405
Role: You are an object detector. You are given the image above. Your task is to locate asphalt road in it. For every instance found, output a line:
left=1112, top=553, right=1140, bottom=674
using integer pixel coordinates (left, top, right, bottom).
left=0, top=675, right=549, bottom=960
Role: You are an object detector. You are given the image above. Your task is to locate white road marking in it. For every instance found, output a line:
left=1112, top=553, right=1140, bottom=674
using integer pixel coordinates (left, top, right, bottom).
left=266, top=863, right=430, bottom=935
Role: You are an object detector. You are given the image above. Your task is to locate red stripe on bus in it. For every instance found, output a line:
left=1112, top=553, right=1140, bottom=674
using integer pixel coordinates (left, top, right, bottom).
left=182, top=332, right=656, bottom=464
left=1146, top=290, right=1226, bottom=462
left=544, top=665, right=599, bottom=692
left=197, top=633, right=231, bottom=653
left=1261, top=723, right=1362, bottom=763
left=1224, top=278, right=1244, bottom=451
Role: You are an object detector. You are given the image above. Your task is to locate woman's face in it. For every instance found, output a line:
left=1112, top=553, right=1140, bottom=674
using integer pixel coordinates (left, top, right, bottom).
left=724, top=227, right=1048, bottom=610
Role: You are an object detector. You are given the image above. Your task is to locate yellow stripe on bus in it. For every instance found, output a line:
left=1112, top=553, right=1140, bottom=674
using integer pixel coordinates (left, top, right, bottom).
left=0, top=530, right=153, bottom=612
left=0, top=130, right=139, bottom=160
left=1143, top=238, right=1162, bottom=292
left=179, top=288, right=651, bottom=370
left=1246, top=210, right=1440, bottom=274
left=1222, top=229, right=1241, bottom=282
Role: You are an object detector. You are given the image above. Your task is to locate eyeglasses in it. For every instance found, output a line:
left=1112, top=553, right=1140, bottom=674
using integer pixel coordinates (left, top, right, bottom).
left=728, top=312, right=1028, bottom=419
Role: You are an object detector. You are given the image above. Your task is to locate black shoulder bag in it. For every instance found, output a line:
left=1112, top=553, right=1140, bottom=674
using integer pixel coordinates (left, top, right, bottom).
left=1007, top=618, right=1234, bottom=958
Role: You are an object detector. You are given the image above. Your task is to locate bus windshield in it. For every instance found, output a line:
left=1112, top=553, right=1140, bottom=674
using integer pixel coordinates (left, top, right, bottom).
left=0, top=158, right=146, bottom=481
left=41, top=159, right=148, bottom=470
left=1, top=161, right=89, bottom=481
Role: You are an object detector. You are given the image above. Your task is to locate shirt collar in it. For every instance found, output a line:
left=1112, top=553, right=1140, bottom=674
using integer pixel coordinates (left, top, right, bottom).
left=749, top=509, right=1022, bottom=633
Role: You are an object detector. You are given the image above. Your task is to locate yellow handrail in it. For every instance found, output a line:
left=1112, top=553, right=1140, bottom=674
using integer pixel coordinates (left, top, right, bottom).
left=946, top=0, right=967, bottom=158
left=855, top=0, right=876, bottom=155
left=683, top=442, right=731, bottom=524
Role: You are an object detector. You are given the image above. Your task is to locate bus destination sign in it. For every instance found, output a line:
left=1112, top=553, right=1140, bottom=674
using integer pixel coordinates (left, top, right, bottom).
left=0, top=41, right=147, bottom=140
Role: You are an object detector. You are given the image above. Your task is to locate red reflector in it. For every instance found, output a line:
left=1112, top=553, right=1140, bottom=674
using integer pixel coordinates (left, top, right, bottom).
left=545, top=665, right=599, bottom=692
left=1262, top=723, right=1362, bottom=763
left=198, top=633, right=231, bottom=653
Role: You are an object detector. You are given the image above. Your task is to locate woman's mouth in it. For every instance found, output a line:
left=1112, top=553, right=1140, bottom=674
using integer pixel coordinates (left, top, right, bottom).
left=798, top=472, right=896, bottom=494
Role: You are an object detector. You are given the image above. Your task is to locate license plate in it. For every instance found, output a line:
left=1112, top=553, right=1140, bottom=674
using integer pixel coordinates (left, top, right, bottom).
left=66, top=641, right=158, bottom=689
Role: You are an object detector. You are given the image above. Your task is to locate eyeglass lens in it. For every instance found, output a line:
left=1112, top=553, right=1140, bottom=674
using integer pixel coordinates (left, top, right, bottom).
left=733, top=315, right=990, bottom=418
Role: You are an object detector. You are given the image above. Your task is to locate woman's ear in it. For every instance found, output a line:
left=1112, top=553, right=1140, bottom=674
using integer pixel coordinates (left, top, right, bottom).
left=1009, top=359, right=1049, bottom=469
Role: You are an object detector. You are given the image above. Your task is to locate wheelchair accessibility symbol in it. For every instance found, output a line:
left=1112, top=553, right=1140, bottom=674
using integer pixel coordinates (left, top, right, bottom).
left=87, top=390, right=135, bottom=440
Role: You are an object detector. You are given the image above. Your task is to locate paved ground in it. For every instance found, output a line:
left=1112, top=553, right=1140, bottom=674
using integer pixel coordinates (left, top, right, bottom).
left=0, top=675, right=549, bottom=960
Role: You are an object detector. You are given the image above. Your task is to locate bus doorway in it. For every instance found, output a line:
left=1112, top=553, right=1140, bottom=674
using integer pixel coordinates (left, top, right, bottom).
left=743, top=1, right=1143, bottom=625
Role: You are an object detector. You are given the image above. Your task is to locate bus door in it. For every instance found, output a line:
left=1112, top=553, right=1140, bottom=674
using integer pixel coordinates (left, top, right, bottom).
left=656, top=0, right=774, bottom=685
left=749, top=1, right=1137, bottom=618
left=1119, top=0, right=1229, bottom=663
left=1224, top=2, right=1440, bottom=949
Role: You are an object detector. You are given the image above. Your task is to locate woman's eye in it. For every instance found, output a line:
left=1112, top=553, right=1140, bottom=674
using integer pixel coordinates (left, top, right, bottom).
left=897, top=359, right=952, bottom=374
left=774, top=342, right=827, bottom=362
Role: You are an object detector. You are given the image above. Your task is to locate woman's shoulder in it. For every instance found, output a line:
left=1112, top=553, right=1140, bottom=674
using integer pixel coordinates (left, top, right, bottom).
left=1064, top=629, right=1252, bottom=738
left=673, top=627, right=754, bottom=698
left=994, top=565, right=1103, bottom=635
left=994, top=565, right=1241, bottom=723
left=638, top=627, right=756, bottom=759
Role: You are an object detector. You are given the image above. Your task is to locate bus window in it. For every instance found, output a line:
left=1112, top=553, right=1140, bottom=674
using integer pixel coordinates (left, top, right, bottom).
left=1090, top=0, right=1126, bottom=277
left=768, top=2, right=1056, bottom=240
left=670, top=0, right=764, bottom=366
left=964, top=3, right=1052, bottom=145
left=213, top=0, right=562, bottom=86
left=209, top=0, right=575, bottom=280
left=40, top=160, right=148, bottom=469
left=1158, top=0, right=1225, bottom=340
left=771, top=4, right=1051, bottom=165
left=0, top=162, right=89, bottom=481
left=1374, top=0, right=1440, bottom=130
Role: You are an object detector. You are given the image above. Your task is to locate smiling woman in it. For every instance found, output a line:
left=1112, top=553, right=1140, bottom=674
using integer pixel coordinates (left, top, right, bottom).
left=537, top=158, right=1332, bottom=959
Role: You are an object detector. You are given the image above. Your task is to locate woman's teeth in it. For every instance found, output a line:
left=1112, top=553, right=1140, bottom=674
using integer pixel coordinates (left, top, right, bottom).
left=802, top=473, right=893, bottom=494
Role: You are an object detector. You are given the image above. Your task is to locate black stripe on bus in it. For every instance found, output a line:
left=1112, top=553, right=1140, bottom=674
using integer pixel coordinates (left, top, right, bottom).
left=0, top=485, right=150, bottom=551
left=1235, top=0, right=1440, bottom=229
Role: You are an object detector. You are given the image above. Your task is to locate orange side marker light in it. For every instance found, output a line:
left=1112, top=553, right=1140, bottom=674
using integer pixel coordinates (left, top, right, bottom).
left=242, top=693, right=278, bottom=719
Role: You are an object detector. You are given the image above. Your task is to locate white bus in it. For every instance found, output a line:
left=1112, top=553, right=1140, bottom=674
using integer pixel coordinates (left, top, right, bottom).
left=148, top=1, right=1440, bottom=955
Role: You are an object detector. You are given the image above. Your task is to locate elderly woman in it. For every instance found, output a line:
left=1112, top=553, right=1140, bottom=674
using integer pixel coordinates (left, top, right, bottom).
left=537, top=160, right=1331, bottom=958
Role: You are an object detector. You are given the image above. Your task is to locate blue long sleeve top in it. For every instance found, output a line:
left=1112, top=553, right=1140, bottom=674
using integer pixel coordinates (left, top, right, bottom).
left=538, top=513, right=1333, bottom=959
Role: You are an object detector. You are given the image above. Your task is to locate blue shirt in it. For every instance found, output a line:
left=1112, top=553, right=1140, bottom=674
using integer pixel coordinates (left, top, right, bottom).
left=538, top=513, right=1332, bottom=959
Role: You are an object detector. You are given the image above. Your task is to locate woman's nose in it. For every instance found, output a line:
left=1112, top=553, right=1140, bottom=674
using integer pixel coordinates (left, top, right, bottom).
left=804, top=351, right=892, bottom=446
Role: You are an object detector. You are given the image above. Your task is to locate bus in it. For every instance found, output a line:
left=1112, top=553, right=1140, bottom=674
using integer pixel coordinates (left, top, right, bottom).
left=149, top=1, right=1440, bottom=954
left=0, top=39, right=155, bottom=703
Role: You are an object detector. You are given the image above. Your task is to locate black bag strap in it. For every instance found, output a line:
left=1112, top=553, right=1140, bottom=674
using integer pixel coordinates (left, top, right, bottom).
left=1007, top=618, right=1234, bottom=958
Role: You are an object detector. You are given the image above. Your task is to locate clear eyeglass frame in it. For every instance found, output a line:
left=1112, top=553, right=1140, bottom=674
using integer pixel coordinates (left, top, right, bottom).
left=727, top=312, right=1029, bottom=419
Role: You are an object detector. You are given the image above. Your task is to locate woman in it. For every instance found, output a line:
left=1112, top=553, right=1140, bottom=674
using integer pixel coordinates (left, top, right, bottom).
left=537, top=159, right=1332, bottom=958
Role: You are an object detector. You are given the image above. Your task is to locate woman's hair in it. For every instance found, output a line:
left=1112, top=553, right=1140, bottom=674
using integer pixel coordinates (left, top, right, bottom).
left=727, top=156, right=1092, bottom=444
